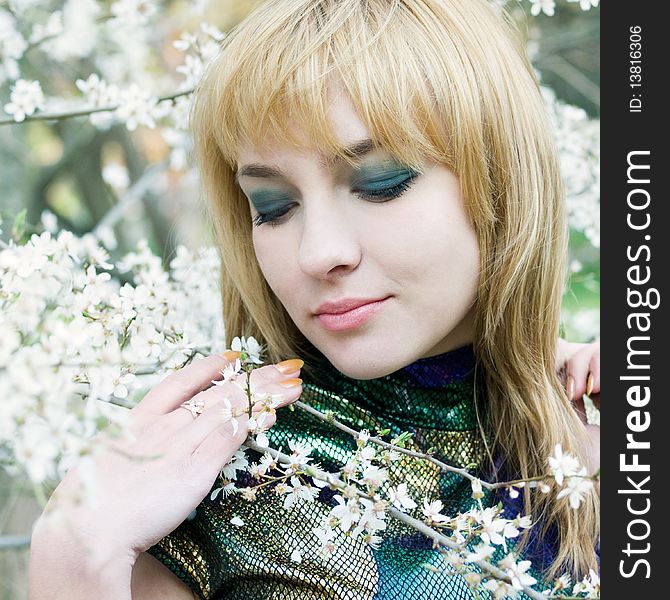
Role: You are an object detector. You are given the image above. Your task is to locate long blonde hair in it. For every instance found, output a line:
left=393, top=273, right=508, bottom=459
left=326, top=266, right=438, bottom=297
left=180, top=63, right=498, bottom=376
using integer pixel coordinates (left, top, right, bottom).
left=191, top=0, right=599, bottom=580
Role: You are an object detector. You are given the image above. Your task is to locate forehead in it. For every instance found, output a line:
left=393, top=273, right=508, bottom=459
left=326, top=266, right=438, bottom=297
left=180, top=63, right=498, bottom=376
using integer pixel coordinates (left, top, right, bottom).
left=235, top=80, right=371, bottom=169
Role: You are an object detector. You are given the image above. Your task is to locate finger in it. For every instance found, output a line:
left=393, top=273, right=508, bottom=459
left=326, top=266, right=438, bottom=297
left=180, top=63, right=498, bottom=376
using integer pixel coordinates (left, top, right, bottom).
left=177, top=378, right=302, bottom=448
left=587, top=346, right=601, bottom=396
left=554, top=339, right=587, bottom=372
left=163, top=366, right=303, bottom=432
left=191, top=411, right=267, bottom=471
left=565, top=346, right=592, bottom=400
left=249, top=359, right=304, bottom=388
left=134, top=354, right=237, bottom=417
left=554, top=338, right=571, bottom=371
left=253, top=379, right=303, bottom=409
left=161, top=378, right=248, bottom=429
left=180, top=396, right=250, bottom=452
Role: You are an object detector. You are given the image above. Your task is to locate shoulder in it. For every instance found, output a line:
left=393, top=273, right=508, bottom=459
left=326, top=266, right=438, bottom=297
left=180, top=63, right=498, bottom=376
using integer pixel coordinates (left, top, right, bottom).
left=131, top=551, right=197, bottom=599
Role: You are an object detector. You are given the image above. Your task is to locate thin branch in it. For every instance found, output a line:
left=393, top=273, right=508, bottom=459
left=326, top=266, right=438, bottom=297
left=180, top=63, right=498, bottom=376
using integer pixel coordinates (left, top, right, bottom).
left=0, top=89, right=193, bottom=127
left=0, top=534, right=31, bottom=549
left=294, top=400, right=597, bottom=490
left=92, top=161, right=169, bottom=235
left=536, top=54, right=600, bottom=108
left=294, top=400, right=486, bottom=485
left=245, top=439, right=550, bottom=600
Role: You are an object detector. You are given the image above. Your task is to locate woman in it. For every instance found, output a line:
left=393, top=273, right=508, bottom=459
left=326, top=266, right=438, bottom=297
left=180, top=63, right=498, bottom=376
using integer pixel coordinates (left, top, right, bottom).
left=29, top=0, right=600, bottom=598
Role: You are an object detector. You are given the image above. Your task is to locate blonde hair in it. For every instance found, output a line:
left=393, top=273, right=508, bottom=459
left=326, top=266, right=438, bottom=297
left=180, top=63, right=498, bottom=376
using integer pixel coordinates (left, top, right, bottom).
left=192, top=0, right=599, bottom=580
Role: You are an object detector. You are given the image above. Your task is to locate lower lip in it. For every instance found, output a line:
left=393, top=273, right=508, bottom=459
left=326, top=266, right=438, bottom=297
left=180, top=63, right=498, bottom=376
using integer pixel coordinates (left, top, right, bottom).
left=315, top=298, right=390, bottom=332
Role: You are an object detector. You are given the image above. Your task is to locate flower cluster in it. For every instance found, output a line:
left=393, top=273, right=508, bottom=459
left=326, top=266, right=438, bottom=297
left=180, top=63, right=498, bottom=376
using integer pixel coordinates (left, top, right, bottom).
left=543, top=87, right=600, bottom=249
left=527, top=0, right=599, bottom=17
left=548, top=443, right=595, bottom=509
left=0, top=225, right=224, bottom=483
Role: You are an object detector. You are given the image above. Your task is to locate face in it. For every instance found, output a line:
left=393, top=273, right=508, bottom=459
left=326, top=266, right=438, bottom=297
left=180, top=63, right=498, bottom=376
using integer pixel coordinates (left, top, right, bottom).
left=235, top=83, right=480, bottom=379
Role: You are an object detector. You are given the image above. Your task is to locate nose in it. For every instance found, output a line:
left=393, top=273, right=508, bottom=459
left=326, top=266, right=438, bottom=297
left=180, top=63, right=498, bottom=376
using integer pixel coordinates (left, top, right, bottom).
left=297, top=195, right=362, bottom=279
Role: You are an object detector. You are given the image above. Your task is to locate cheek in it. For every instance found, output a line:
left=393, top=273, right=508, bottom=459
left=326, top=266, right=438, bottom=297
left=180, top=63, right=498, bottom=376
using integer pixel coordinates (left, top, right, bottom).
left=375, top=192, right=479, bottom=285
left=251, top=232, right=293, bottom=299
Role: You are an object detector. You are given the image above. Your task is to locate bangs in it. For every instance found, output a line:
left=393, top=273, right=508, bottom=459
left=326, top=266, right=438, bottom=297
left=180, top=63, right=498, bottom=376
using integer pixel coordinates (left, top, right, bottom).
left=193, top=0, right=502, bottom=172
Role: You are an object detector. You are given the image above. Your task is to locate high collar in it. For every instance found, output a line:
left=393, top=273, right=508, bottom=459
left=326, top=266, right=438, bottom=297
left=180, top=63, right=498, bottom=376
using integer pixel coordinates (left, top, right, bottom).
left=302, top=344, right=479, bottom=431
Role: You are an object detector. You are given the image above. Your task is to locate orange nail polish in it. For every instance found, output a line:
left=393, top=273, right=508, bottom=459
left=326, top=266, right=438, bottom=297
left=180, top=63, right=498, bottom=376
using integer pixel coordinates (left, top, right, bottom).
left=276, top=358, right=304, bottom=374
left=279, top=377, right=302, bottom=388
left=220, top=350, right=242, bottom=362
left=586, top=372, right=594, bottom=396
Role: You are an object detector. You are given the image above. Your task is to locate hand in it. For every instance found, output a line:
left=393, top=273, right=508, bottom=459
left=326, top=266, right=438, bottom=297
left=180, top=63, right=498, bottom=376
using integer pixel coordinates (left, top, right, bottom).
left=32, top=353, right=304, bottom=570
left=555, top=337, right=600, bottom=424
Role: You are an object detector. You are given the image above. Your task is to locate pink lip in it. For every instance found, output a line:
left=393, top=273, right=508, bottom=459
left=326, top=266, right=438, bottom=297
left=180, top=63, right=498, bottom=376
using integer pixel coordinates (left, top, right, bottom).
left=314, top=296, right=391, bottom=332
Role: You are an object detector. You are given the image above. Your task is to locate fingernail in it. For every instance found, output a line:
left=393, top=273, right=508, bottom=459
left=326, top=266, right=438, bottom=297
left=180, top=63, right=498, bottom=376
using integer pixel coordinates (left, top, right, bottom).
left=220, top=350, right=241, bottom=362
left=279, top=377, right=302, bottom=388
left=566, top=375, right=574, bottom=399
left=276, top=359, right=304, bottom=374
left=586, top=372, right=594, bottom=396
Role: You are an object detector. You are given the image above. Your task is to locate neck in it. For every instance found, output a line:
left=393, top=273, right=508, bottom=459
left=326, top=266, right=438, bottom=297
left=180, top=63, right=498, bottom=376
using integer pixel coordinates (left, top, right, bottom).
left=303, top=343, right=480, bottom=430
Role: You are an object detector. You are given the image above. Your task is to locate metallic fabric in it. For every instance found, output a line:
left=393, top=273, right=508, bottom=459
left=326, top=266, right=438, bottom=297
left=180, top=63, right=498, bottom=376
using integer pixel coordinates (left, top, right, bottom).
left=147, top=345, right=554, bottom=598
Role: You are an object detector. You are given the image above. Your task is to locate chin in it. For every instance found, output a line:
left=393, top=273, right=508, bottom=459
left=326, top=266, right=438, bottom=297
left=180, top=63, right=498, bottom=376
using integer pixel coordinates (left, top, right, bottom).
left=313, top=338, right=413, bottom=380
left=329, top=360, right=394, bottom=380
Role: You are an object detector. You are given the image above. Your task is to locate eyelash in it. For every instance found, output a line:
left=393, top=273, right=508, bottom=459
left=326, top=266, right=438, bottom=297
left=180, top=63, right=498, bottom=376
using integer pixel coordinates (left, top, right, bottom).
left=251, top=173, right=419, bottom=228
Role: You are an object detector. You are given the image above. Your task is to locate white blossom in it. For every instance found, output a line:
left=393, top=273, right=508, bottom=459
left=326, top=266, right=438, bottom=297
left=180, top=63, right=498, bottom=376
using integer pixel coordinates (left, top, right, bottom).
left=219, top=397, right=239, bottom=436
left=1, top=9, right=27, bottom=81
left=3, top=79, right=46, bottom=122
left=529, top=0, right=555, bottom=17
left=483, top=578, right=517, bottom=599
left=499, top=554, right=537, bottom=591
left=110, top=0, right=157, bottom=28
left=465, top=542, right=494, bottom=563
left=474, top=506, right=507, bottom=547
left=45, top=0, right=99, bottom=61
left=221, top=450, right=248, bottom=481
left=422, top=498, right=449, bottom=525
left=330, top=495, right=362, bottom=532
left=102, top=163, right=130, bottom=190
left=290, top=549, right=302, bottom=563
left=388, top=483, right=417, bottom=511
left=313, top=525, right=337, bottom=557
left=471, top=478, right=484, bottom=500
left=361, top=464, right=388, bottom=489
left=573, top=568, right=600, bottom=597
left=556, top=467, right=594, bottom=509
left=115, top=83, right=160, bottom=131
left=282, top=476, right=318, bottom=510
left=231, top=336, right=264, bottom=364
left=548, top=443, right=581, bottom=486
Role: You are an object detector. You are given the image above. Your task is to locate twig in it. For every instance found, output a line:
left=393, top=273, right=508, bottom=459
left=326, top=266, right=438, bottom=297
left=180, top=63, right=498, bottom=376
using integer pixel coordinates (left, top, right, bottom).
left=0, top=534, right=31, bottom=549
left=294, top=400, right=585, bottom=490
left=294, top=399, right=485, bottom=484
left=245, top=439, right=550, bottom=600
left=92, top=161, right=169, bottom=235
left=0, top=89, right=193, bottom=126
left=536, top=54, right=600, bottom=108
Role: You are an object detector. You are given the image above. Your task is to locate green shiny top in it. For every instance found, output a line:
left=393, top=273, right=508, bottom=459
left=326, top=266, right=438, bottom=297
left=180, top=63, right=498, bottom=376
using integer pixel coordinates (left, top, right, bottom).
left=147, top=345, right=552, bottom=599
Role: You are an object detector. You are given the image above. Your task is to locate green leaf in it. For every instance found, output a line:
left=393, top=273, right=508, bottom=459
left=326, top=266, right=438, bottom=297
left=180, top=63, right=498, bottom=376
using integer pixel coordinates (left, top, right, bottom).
left=11, top=208, right=27, bottom=243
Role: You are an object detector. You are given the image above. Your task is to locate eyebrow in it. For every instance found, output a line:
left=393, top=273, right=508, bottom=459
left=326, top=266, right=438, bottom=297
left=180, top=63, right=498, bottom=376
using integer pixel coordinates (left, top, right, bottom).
left=234, top=138, right=376, bottom=184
